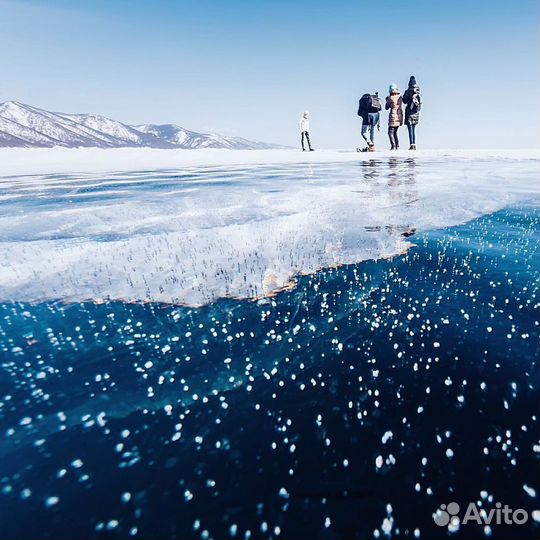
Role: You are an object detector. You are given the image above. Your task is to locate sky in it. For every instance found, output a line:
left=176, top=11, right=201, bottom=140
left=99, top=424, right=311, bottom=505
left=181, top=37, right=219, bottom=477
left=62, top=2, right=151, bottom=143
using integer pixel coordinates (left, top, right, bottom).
left=1, top=0, right=538, bottom=149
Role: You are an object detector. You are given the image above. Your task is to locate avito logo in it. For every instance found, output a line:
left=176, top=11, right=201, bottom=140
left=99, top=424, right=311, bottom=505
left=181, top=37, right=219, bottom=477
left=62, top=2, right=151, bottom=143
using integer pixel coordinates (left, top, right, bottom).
left=434, top=501, right=531, bottom=530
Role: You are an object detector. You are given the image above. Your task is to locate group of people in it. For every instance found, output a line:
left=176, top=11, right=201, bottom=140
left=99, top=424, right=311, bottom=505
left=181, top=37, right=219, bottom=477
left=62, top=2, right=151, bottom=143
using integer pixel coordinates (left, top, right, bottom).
left=298, top=75, right=422, bottom=152
left=357, top=76, right=422, bottom=152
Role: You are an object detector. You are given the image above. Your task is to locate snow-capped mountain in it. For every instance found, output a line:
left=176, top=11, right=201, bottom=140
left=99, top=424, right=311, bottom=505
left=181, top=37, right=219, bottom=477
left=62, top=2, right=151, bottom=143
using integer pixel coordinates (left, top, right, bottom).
left=0, top=101, right=281, bottom=149
left=134, top=124, right=276, bottom=150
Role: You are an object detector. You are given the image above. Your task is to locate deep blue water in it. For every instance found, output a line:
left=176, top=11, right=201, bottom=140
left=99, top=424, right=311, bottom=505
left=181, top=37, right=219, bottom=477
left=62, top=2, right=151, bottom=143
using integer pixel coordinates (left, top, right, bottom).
left=0, top=205, right=538, bottom=539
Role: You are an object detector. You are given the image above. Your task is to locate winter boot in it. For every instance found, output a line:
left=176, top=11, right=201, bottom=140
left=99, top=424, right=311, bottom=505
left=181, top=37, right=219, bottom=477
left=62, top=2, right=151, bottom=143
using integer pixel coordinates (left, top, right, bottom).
left=368, top=145, right=376, bottom=152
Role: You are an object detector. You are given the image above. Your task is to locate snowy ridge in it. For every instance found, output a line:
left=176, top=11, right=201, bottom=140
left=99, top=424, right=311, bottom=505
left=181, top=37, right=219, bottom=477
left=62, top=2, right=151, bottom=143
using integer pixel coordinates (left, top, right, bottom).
left=134, top=124, right=277, bottom=150
left=0, top=101, right=282, bottom=150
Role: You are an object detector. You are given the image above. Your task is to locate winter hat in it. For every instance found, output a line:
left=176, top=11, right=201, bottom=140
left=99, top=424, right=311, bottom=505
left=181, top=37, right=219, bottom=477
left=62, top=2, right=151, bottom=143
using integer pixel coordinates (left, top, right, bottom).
left=303, top=111, right=309, bottom=117
left=408, top=76, right=417, bottom=87
left=389, top=83, right=399, bottom=94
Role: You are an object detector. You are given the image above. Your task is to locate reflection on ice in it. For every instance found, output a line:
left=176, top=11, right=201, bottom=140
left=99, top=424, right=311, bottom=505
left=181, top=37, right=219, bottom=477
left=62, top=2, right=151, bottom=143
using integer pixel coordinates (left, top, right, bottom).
left=0, top=155, right=537, bottom=305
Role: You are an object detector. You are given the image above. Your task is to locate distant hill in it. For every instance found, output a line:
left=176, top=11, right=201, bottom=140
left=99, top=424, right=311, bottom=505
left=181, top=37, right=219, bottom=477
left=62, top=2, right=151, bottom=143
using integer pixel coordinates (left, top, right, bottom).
left=0, top=101, right=283, bottom=150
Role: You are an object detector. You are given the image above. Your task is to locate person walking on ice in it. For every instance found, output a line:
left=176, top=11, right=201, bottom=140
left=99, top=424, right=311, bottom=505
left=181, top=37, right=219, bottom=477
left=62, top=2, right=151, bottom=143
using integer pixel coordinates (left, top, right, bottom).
left=385, top=83, right=403, bottom=150
left=357, top=92, right=381, bottom=152
left=299, top=111, right=314, bottom=151
left=403, top=75, right=422, bottom=150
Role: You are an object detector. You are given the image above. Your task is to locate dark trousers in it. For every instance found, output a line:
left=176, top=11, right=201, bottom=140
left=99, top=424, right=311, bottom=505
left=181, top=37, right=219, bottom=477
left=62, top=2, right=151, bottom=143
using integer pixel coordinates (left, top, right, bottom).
left=301, top=131, right=312, bottom=150
left=388, top=126, right=399, bottom=148
left=407, top=124, right=416, bottom=145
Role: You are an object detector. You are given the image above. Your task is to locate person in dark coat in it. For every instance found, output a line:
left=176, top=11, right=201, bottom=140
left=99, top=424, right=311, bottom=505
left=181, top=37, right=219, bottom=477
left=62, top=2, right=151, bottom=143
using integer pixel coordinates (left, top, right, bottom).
left=402, top=76, right=422, bottom=150
left=357, top=92, right=381, bottom=151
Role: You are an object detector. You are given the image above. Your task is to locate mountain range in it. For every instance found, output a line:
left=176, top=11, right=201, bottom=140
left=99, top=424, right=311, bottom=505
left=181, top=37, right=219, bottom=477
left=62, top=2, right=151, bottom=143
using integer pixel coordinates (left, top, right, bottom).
left=0, top=101, right=281, bottom=150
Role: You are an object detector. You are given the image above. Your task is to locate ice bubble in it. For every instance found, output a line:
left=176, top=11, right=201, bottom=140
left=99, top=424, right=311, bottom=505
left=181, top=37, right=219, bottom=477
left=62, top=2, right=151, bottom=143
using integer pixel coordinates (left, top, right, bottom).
left=381, top=517, right=393, bottom=535
left=106, top=520, right=119, bottom=530
left=45, top=496, right=59, bottom=507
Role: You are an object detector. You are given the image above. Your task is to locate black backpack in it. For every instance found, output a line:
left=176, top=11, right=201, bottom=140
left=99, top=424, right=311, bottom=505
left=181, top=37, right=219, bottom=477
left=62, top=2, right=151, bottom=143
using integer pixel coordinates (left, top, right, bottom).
left=408, top=92, right=422, bottom=113
left=369, top=94, right=382, bottom=112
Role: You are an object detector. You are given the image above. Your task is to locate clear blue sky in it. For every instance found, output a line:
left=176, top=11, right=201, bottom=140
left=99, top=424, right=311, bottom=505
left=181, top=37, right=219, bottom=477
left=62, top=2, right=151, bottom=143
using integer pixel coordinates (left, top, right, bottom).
left=1, top=0, right=538, bottom=148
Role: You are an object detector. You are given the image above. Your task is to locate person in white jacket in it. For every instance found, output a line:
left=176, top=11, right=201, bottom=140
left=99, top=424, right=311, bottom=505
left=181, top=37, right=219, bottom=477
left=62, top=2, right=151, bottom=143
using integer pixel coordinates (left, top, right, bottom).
left=299, top=111, right=314, bottom=151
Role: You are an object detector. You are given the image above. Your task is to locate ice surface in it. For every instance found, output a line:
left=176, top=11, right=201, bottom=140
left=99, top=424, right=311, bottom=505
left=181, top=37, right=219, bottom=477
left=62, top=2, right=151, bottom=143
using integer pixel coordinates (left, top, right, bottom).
left=1, top=203, right=538, bottom=539
left=0, top=150, right=537, bottom=305
left=0, top=147, right=536, bottom=176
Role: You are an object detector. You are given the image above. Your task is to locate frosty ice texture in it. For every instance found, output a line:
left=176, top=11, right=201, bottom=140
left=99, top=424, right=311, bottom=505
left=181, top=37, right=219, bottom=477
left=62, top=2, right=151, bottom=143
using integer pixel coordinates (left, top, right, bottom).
left=0, top=154, right=537, bottom=305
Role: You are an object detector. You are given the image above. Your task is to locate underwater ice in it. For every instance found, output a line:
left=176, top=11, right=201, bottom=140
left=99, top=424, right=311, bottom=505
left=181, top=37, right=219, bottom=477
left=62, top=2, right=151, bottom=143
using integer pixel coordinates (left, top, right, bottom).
left=0, top=168, right=538, bottom=539
left=0, top=151, right=537, bottom=305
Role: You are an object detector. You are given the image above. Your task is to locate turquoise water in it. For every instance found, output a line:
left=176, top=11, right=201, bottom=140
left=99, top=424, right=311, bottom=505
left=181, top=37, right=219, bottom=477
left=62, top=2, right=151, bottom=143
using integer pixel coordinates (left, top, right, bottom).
left=0, top=200, right=538, bottom=539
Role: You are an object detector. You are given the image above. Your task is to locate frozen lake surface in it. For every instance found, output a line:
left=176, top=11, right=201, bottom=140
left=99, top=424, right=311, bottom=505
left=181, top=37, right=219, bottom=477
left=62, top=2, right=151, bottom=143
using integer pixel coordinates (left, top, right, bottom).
left=0, top=152, right=538, bottom=539
left=0, top=152, right=537, bottom=305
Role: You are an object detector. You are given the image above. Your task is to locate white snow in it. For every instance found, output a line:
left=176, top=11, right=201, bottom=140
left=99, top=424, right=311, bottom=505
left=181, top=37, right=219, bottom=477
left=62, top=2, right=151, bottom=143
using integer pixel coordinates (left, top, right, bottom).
left=62, top=113, right=144, bottom=144
left=0, top=147, right=535, bottom=176
left=0, top=148, right=537, bottom=306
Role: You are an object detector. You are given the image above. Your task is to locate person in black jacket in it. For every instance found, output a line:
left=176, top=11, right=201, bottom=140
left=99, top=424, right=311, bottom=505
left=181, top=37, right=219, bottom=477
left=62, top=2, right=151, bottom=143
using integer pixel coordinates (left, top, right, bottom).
left=402, top=76, right=422, bottom=150
left=357, top=92, right=381, bottom=151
